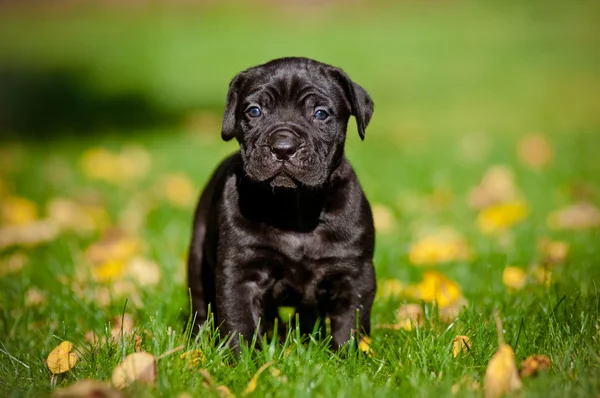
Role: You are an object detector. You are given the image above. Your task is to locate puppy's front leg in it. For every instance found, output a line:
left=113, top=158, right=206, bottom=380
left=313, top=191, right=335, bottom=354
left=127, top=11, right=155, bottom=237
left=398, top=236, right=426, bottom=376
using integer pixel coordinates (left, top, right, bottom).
left=216, top=265, right=265, bottom=350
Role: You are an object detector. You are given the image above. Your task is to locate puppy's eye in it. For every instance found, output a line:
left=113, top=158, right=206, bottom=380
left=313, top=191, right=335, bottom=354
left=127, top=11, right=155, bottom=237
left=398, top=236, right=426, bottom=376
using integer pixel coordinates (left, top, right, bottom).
left=247, top=106, right=262, bottom=118
left=314, top=109, right=329, bottom=120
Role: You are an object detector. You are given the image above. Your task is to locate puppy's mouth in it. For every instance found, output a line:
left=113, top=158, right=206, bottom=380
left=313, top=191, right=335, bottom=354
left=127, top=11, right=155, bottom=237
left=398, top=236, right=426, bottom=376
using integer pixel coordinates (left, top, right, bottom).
left=269, top=171, right=298, bottom=188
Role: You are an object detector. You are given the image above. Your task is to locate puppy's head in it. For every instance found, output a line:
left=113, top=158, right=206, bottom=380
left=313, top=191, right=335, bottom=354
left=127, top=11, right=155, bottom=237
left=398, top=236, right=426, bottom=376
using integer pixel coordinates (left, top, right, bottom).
left=221, top=57, right=374, bottom=188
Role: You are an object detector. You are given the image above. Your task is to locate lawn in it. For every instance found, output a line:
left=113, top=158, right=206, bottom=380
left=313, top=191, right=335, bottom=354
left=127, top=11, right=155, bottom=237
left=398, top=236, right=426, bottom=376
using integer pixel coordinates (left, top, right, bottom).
left=0, top=1, right=599, bottom=397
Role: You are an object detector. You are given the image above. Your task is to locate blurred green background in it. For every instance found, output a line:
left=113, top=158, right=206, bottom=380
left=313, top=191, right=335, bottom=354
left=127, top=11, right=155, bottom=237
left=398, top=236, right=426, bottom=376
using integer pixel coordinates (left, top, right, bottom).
left=1, top=1, right=599, bottom=396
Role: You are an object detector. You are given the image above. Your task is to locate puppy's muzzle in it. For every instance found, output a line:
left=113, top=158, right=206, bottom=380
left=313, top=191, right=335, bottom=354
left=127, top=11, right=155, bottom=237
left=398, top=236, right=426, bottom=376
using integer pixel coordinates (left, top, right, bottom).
left=268, top=130, right=301, bottom=161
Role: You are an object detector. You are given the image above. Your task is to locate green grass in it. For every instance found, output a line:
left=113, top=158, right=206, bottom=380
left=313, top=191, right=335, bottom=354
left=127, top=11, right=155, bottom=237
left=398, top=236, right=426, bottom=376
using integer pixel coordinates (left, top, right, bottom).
left=1, top=1, right=600, bottom=397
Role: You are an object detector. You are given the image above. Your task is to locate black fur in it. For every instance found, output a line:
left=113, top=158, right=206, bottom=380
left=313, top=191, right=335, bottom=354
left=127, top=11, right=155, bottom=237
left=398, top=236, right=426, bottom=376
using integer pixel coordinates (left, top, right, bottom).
left=188, top=57, right=376, bottom=350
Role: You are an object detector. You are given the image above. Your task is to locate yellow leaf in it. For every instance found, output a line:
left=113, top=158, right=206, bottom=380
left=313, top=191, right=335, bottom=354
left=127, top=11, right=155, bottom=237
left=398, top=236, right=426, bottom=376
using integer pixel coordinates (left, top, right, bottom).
left=404, top=271, right=465, bottom=308
left=216, top=385, right=234, bottom=398
left=0, top=220, right=60, bottom=249
left=477, top=201, right=528, bottom=234
left=80, top=146, right=151, bottom=185
left=532, top=266, right=552, bottom=288
left=358, top=336, right=374, bottom=356
left=158, top=173, right=197, bottom=208
left=242, top=361, right=274, bottom=396
left=468, top=165, right=519, bottom=210
left=502, top=267, right=527, bottom=290
left=409, top=231, right=471, bottom=265
left=0, top=252, right=27, bottom=277
left=47, top=341, right=78, bottom=374
left=520, top=354, right=552, bottom=377
left=126, top=257, right=161, bottom=286
left=93, top=260, right=126, bottom=283
left=452, top=335, right=471, bottom=358
left=396, top=304, right=423, bottom=330
left=25, top=287, right=46, bottom=306
left=86, top=229, right=141, bottom=266
left=180, top=349, right=204, bottom=367
left=484, top=344, right=522, bottom=398
left=47, top=197, right=109, bottom=234
left=377, top=279, right=404, bottom=299
left=111, top=352, right=156, bottom=389
left=372, top=203, right=395, bottom=234
left=517, top=134, right=553, bottom=169
left=547, top=202, right=600, bottom=230
left=538, top=238, right=569, bottom=264
left=1, top=196, right=38, bottom=226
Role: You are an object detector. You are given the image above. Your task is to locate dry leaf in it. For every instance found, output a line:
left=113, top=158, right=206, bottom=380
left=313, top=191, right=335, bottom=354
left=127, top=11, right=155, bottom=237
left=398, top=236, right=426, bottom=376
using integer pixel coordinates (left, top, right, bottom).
left=242, top=361, right=274, bottom=396
left=216, top=385, right=234, bottom=398
left=126, top=257, right=161, bottom=286
left=110, top=314, right=135, bottom=341
left=0, top=252, right=27, bottom=277
left=80, top=146, right=151, bottom=185
left=484, top=344, right=522, bottom=398
left=1, top=196, right=38, bottom=226
left=538, top=238, right=569, bottom=264
left=452, top=335, right=471, bottom=358
left=404, top=271, right=465, bottom=308
left=547, top=202, right=600, bottom=230
left=372, top=204, right=396, bottom=234
left=47, top=341, right=78, bottom=374
left=396, top=304, right=424, bottom=330
left=158, top=173, right=197, bottom=208
left=25, top=287, right=47, bottom=306
left=477, top=201, right=529, bottom=235
left=0, top=219, right=59, bottom=249
left=53, top=380, right=125, bottom=398
left=111, top=352, right=156, bottom=389
left=180, top=349, right=203, bottom=367
left=358, top=336, right=374, bottom=356
left=517, top=134, right=553, bottom=169
left=86, top=229, right=141, bottom=266
left=520, top=354, right=552, bottom=377
left=409, top=230, right=471, bottom=265
left=502, top=267, right=527, bottom=291
left=47, top=197, right=109, bottom=234
left=377, top=279, right=404, bottom=299
left=532, top=266, right=552, bottom=288
left=468, top=166, right=519, bottom=210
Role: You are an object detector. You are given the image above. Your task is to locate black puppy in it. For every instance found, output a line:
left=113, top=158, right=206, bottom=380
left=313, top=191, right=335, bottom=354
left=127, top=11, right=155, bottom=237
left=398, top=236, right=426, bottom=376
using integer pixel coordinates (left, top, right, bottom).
left=188, top=57, right=376, bottom=350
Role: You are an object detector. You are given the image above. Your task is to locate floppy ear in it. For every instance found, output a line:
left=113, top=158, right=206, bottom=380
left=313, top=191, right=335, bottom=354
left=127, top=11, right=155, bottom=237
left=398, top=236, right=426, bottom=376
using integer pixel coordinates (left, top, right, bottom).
left=221, top=73, right=246, bottom=141
left=330, top=69, right=374, bottom=140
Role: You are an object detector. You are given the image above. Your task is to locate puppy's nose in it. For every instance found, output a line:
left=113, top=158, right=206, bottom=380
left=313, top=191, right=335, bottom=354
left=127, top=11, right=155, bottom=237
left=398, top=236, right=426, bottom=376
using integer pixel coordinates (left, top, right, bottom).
left=269, top=131, right=300, bottom=160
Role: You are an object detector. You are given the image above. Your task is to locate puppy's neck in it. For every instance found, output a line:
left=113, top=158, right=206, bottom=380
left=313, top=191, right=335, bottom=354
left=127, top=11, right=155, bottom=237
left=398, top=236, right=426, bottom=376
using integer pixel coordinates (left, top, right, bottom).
left=237, top=178, right=327, bottom=232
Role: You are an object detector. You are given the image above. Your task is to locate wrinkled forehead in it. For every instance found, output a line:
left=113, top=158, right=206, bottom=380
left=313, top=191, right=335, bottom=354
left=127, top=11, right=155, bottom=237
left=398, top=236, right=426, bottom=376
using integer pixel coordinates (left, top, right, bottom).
left=240, top=65, right=344, bottom=107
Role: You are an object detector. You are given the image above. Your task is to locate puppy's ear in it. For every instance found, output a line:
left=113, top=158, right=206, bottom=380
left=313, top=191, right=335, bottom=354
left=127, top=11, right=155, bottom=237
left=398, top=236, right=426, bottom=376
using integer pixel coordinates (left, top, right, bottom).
left=330, top=69, right=374, bottom=140
left=221, top=73, right=246, bottom=141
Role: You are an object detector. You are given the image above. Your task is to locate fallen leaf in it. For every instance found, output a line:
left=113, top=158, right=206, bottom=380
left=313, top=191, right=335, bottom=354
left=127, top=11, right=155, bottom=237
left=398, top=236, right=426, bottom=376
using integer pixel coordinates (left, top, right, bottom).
left=358, top=336, right=374, bottom=356
left=25, top=287, right=47, bottom=306
left=409, top=230, right=471, bottom=265
left=484, top=344, right=522, bottom=398
left=377, top=279, right=404, bottom=299
left=126, top=257, right=161, bottom=286
left=517, top=134, right=553, bottom=169
left=452, top=335, right=471, bottom=358
left=372, top=203, right=396, bottom=234
left=477, top=201, right=529, bottom=234
left=502, top=267, right=527, bottom=291
left=80, top=146, right=151, bottom=185
left=180, top=349, right=203, bottom=367
left=0, top=219, right=60, bottom=249
left=47, top=197, right=109, bottom=234
left=547, top=202, right=600, bottom=230
left=242, top=361, right=274, bottom=396
left=47, top=341, right=78, bottom=374
left=532, top=266, right=552, bottom=288
left=216, top=385, right=234, bottom=398
left=86, top=229, right=141, bottom=266
left=111, top=352, right=156, bottom=389
left=469, top=166, right=519, bottom=210
left=110, top=314, right=135, bottom=341
left=0, top=252, right=27, bottom=277
left=1, top=196, right=38, bottom=226
left=404, top=271, right=465, bottom=308
left=53, top=380, right=125, bottom=398
left=158, top=173, right=197, bottom=208
left=538, top=238, right=569, bottom=264
left=520, top=354, right=552, bottom=377
left=396, top=304, right=424, bottom=330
